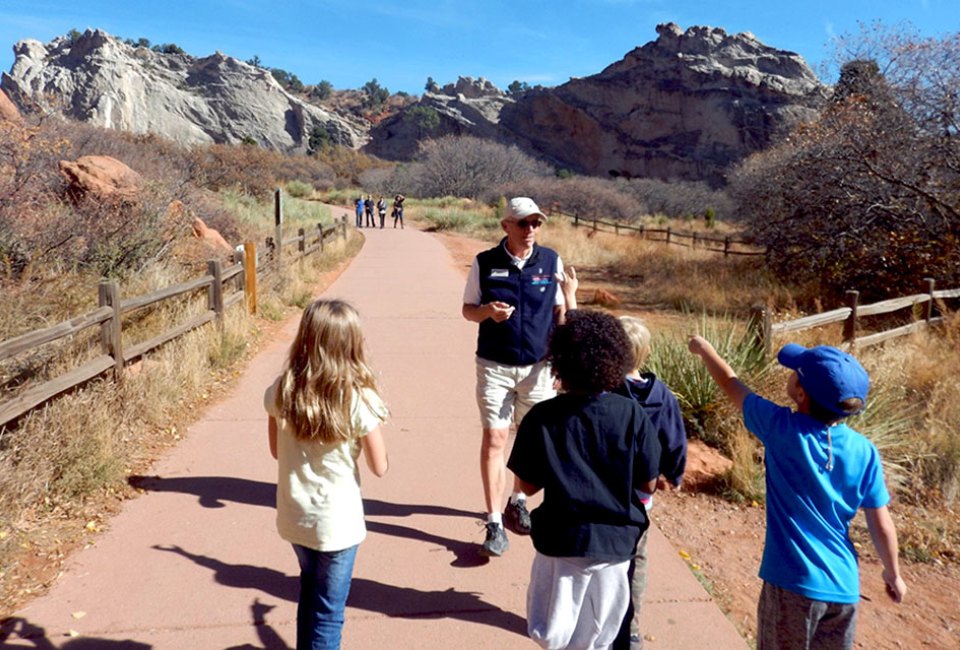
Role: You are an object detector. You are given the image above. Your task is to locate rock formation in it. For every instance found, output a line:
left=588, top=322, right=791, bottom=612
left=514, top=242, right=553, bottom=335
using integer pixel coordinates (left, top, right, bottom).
left=0, top=88, right=20, bottom=121
left=499, top=23, right=826, bottom=184
left=365, top=76, right=516, bottom=160
left=58, top=155, right=142, bottom=202
left=2, top=29, right=367, bottom=152
left=3, top=24, right=827, bottom=185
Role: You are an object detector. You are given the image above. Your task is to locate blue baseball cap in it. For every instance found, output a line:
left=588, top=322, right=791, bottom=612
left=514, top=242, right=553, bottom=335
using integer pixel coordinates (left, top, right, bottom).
left=777, top=344, right=869, bottom=415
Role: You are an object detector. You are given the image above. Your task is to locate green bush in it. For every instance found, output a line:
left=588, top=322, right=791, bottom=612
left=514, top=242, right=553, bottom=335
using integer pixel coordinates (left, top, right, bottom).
left=286, top=180, right=313, bottom=198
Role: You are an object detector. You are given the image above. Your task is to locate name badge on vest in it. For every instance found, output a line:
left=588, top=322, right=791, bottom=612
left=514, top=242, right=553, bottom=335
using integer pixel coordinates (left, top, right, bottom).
left=489, top=269, right=509, bottom=278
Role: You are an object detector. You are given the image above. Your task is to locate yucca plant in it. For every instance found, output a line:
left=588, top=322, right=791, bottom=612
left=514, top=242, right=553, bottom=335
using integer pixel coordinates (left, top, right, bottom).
left=647, top=313, right=771, bottom=452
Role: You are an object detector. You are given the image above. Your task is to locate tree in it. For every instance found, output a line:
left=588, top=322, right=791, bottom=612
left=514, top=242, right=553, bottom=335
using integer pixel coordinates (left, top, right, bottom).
left=313, top=80, right=333, bottom=100
left=308, top=125, right=333, bottom=154
left=507, top=80, right=530, bottom=96
left=405, top=105, right=440, bottom=137
left=270, top=68, right=304, bottom=93
left=362, top=78, right=390, bottom=111
left=411, top=136, right=549, bottom=199
left=730, top=24, right=960, bottom=302
left=246, top=55, right=262, bottom=68
left=425, top=76, right=439, bottom=93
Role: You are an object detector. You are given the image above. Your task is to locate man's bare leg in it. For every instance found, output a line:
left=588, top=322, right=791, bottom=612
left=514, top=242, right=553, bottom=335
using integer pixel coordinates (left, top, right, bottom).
left=481, top=426, right=510, bottom=515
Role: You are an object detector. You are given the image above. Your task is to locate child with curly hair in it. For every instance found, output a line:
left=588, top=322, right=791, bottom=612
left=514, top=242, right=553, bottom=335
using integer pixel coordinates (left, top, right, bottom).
left=508, top=310, right=661, bottom=650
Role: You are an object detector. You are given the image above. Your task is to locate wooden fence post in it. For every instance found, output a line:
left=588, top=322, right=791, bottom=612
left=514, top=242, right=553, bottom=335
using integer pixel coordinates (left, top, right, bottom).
left=638, top=224, right=644, bottom=240
left=614, top=222, right=619, bottom=236
left=317, top=223, right=325, bottom=252
left=749, top=303, right=772, bottom=358
left=341, top=215, right=347, bottom=239
left=692, top=232, right=698, bottom=249
left=274, top=188, right=283, bottom=272
left=592, top=219, right=598, bottom=233
left=573, top=213, right=579, bottom=228
left=724, top=236, right=731, bottom=257
left=665, top=227, right=672, bottom=246
left=207, top=260, right=224, bottom=328
left=98, top=280, right=124, bottom=381
left=842, top=290, right=860, bottom=347
left=924, top=277, right=936, bottom=323
left=244, top=240, right=257, bottom=315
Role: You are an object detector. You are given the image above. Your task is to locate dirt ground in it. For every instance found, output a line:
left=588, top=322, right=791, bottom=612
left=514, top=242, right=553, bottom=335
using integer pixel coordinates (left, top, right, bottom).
left=435, top=227, right=960, bottom=650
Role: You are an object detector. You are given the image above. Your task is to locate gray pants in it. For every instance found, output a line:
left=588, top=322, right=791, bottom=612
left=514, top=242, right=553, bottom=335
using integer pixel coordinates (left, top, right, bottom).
left=757, top=581, right=858, bottom=650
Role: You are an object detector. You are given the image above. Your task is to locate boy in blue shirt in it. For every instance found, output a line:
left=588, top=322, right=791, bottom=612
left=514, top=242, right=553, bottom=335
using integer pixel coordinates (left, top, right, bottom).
left=688, top=337, right=906, bottom=649
left=613, top=316, right=687, bottom=649
left=508, top=310, right=661, bottom=650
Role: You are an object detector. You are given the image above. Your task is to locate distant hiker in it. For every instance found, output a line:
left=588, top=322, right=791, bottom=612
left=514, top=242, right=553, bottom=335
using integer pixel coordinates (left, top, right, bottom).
left=264, top=299, right=390, bottom=650
left=377, top=196, right=387, bottom=229
left=355, top=197, right=364, bottom=228
left=392, top=193, right=405, bottom=229
left=364, top=196, right=375, bottom=227
left=461, top=196, right=577, bottom=557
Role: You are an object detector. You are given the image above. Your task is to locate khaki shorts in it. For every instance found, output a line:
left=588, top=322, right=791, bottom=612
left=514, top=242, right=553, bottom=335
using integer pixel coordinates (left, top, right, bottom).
left=475, top=357, right=556, bottom=429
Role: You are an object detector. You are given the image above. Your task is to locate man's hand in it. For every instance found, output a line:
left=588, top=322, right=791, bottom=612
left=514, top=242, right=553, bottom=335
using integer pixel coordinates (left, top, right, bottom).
left=487, top=301, right=515, bottom=322
left=556, top=265, right=579, bottom=311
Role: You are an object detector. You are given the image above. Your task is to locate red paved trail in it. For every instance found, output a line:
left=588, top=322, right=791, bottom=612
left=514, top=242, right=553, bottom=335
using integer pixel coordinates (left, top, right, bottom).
left=4, top=218, right=748, bottom=649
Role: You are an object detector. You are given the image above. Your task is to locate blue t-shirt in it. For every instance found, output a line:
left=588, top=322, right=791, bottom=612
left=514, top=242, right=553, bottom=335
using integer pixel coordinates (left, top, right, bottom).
left=743, top=394, right=889, bottom=604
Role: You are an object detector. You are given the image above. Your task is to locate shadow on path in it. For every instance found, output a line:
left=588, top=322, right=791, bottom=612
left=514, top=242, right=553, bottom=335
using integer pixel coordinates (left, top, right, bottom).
left=223, top=599, right=291, bottom=650
left=0, top=616, right=151, bottom=649
left=152, top=545, right=525, bottom=637
left=128, top=475, right=274, bottom=509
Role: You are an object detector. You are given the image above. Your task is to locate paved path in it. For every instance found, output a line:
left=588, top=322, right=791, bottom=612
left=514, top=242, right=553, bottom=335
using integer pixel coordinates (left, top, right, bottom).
left=3, top=219, right=748, bottom=649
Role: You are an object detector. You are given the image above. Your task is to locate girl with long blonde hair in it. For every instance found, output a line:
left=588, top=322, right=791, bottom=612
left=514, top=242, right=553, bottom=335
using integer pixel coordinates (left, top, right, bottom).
left=264, top=299, right=388, bottom=650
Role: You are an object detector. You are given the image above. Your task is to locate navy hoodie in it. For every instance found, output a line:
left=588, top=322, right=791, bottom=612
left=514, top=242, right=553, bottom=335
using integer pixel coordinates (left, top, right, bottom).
left=614, top=373, right=687, bottom=486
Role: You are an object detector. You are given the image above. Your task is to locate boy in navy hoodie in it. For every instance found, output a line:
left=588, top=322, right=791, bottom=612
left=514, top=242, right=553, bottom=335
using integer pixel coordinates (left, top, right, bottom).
left=613, top=316, right=687, bottom=650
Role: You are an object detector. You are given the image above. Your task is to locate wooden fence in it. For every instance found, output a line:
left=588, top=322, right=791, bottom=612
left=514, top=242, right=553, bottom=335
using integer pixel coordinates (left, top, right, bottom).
left=750, top=278, right=960, bottom=357
left=566, top=213, right=764, bottom=257
left=0, top=190, right=347, bottom=428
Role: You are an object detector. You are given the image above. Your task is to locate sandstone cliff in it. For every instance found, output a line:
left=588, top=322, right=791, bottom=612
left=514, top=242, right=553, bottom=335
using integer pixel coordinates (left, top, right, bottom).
left=1, top=29, right=367, bottom=151
left=499, top=23, right=826, bottom=184
left=3, top=24, right=827, bottom=185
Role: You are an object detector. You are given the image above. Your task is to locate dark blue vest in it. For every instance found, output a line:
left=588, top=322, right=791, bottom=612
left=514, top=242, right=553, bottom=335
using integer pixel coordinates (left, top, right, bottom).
left=476, top=240, right=559, bottom=366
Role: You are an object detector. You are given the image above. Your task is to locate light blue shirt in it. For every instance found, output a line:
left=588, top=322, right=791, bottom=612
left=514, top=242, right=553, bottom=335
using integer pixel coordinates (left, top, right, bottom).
left=743, top=394, right=889, bottom=603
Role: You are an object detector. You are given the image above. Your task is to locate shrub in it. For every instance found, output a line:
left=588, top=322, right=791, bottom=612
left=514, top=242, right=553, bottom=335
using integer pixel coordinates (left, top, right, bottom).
left=286, top=180, right=313, bottom=198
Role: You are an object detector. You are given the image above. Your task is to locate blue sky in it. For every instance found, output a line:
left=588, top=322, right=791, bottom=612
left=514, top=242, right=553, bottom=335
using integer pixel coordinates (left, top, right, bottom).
left=1, top=1, right=957, bottom=94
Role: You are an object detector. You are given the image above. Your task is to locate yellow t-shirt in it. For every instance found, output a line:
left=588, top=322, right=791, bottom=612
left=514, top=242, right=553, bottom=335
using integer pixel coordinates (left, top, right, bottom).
left=264, top=379, right=387, bottom=551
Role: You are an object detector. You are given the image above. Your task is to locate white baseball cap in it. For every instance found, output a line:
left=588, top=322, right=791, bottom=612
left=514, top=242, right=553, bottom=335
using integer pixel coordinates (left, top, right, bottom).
left=503, top=197, right=547, bottom=222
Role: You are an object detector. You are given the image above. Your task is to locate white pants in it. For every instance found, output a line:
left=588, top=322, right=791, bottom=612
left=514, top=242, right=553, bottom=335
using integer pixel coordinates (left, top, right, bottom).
left=527, top=552, right=631, bottom=650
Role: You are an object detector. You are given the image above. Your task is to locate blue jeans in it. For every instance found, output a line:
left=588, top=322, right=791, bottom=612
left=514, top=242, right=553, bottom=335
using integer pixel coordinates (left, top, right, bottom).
left=292, top=543, right=358, bottom=650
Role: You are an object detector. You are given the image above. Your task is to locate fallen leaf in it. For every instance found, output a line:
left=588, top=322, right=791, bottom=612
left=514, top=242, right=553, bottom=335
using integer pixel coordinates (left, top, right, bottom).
left=67, top=630, right=79, bottom=638
left=678, top=549, right=691, bottom=560
left=72, top=611, right=86, bottom=619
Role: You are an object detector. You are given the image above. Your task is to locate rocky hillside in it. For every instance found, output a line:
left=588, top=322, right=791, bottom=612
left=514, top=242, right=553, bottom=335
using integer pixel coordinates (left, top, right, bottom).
left=1, top=29, right=367, bottom=151
left=2, top=24, right=827, bottom=184
left=501, top=23, right=827, bottom=185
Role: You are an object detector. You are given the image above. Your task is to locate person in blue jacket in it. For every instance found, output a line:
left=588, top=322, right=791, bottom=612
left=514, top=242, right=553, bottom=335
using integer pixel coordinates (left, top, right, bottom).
left=461, top=197, right=577, bottom=557
left=613, top=316, right=687, bottom=650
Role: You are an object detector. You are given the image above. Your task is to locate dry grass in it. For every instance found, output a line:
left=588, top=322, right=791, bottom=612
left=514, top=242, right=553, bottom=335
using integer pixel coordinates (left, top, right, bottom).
left=0, top=210, right=361, bottom=616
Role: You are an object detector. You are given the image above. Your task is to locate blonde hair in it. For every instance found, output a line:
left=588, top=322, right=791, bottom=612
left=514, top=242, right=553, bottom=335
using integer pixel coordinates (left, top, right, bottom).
left=276, top=299, right=383, bottom=442
left=619, top=315, right=651, bottom=370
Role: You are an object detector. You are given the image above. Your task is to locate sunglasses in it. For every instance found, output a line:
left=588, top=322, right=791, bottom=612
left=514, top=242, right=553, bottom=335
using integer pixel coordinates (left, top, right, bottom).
left=514, top=219, right=543, bottom=230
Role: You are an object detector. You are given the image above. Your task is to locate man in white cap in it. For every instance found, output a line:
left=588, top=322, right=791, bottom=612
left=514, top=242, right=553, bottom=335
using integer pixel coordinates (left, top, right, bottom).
left=462, top=197, right=577, bottom=557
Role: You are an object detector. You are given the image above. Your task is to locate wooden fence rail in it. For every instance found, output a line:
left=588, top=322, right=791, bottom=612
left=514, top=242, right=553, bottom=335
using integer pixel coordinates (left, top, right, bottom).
left=565, top=212, right=765, bottom=257
left=751, top=278, right=960, bottom=357
left=0, top=191, right=347, bottom=428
